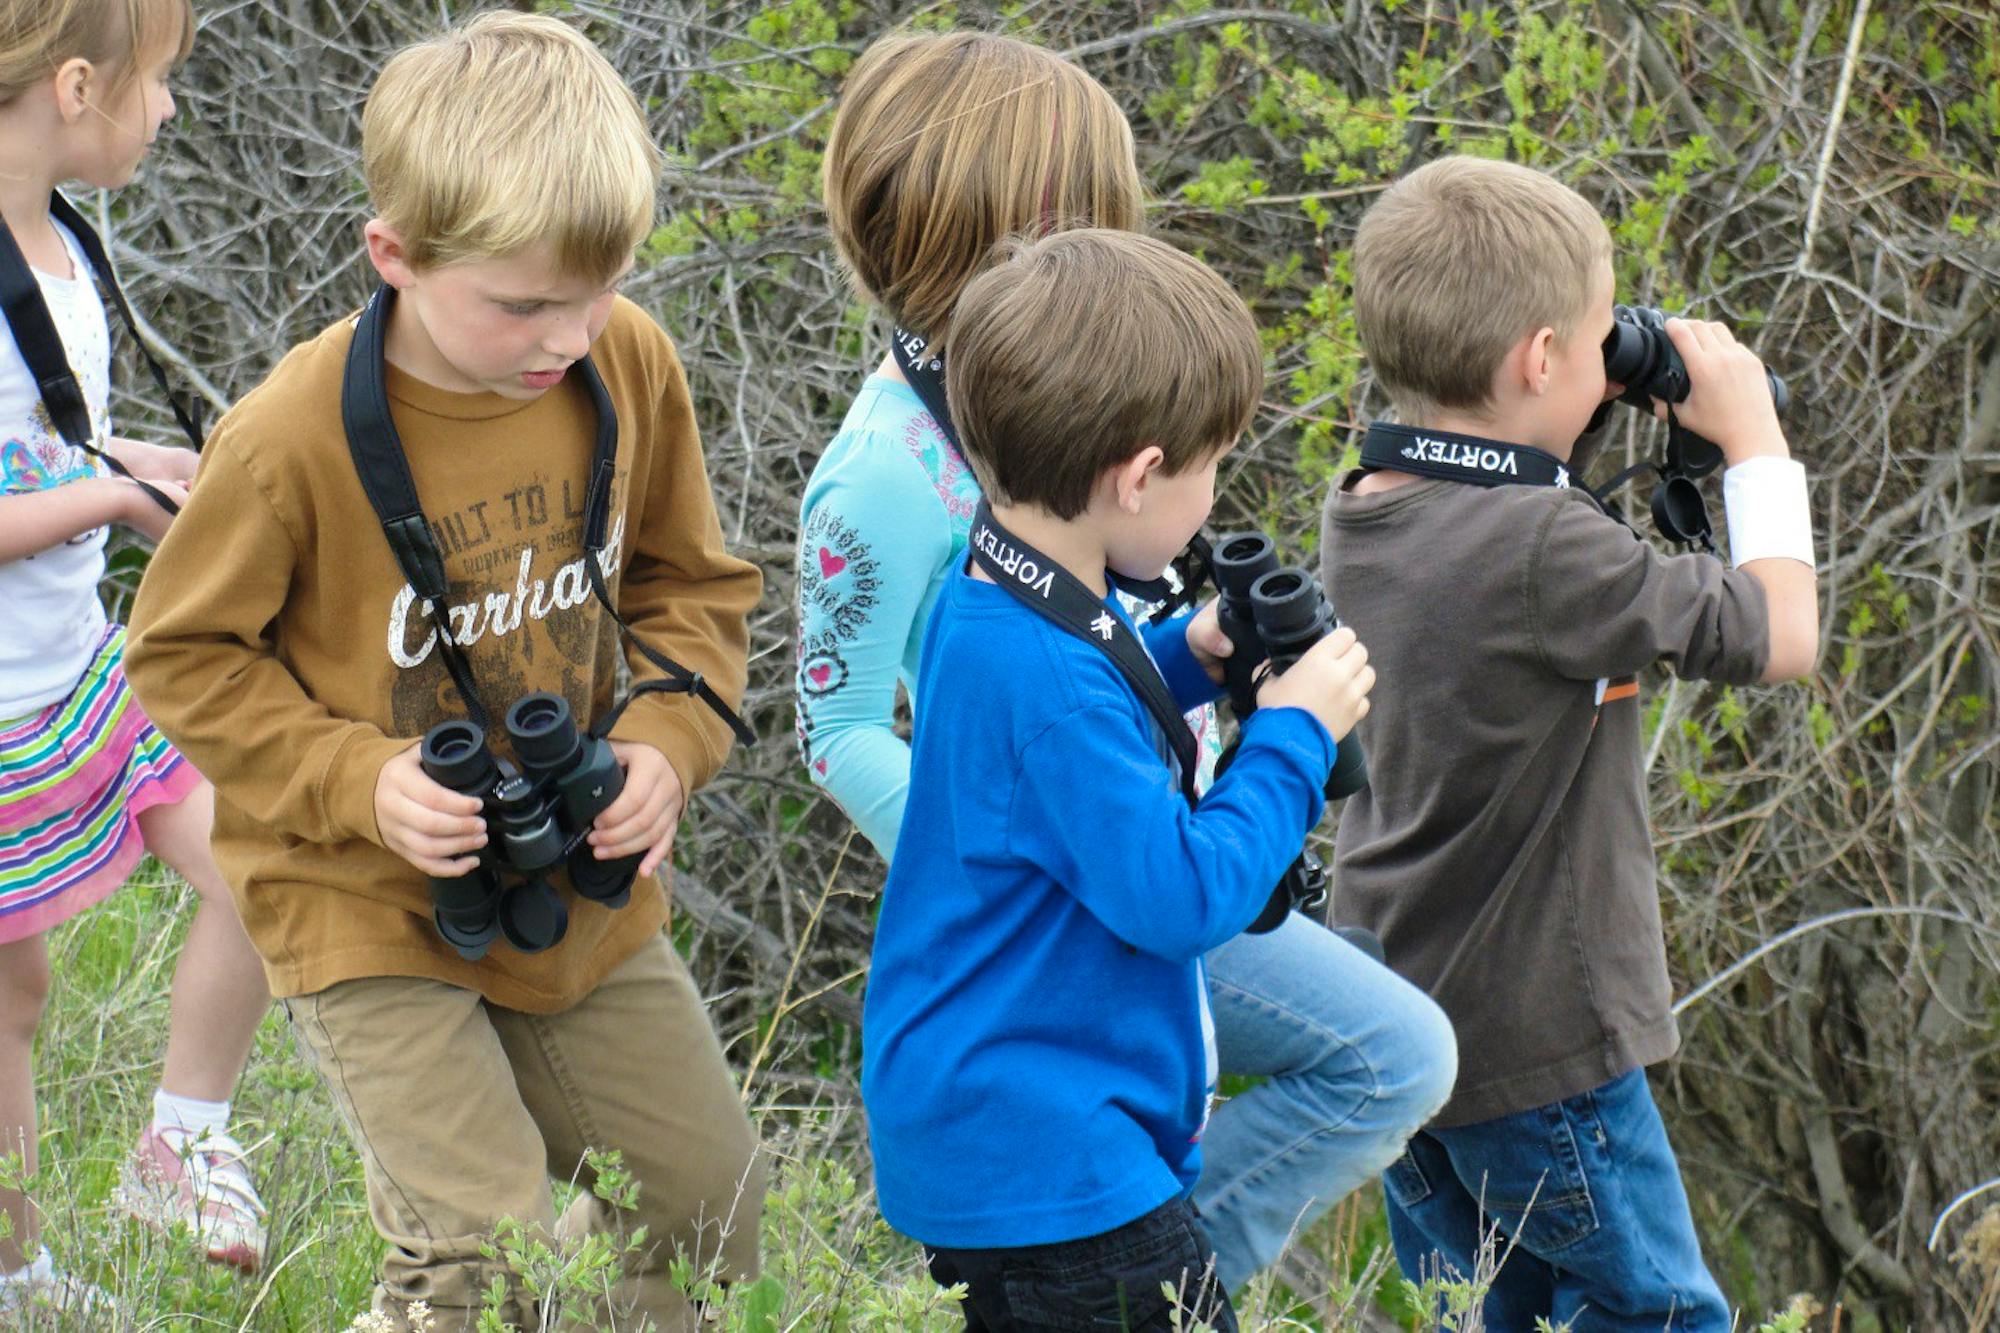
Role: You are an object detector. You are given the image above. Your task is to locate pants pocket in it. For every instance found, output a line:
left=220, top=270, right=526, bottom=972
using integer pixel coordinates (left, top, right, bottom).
left=1467, top=1098, right=1600, bottom=1253
left=1383, top=1144, right=1434, bottom=1209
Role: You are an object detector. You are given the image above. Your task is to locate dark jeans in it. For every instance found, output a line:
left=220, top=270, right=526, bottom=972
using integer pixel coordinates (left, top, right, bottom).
left=925, top=1197, right=1238, bottom=1331
left=1384, top=1067, right=1731, bottom=1331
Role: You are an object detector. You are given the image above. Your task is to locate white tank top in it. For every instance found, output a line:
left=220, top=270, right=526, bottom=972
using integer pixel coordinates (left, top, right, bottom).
left=0, top=220, right=113, bottom=719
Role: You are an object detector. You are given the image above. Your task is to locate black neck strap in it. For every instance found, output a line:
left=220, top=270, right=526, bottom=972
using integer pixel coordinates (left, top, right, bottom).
left=965, top=501, right=1199, bottom=807
left=340, top=284, right=754, bottom=745
left=1359, top=423, right=1573, bottom=490
left=0, top=192, right=207, bottom=515
left=1362, top=418, right=1718, bottom=553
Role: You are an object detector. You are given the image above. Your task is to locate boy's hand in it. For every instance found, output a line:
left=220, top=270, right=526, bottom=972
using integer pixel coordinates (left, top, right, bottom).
left=374, top=745, right=487, bottom=877
left=121, top=478, right=189, bottom=543
left=589, top=742, right=686, bottom=879
left=1658, top=318, right=1789, bottom=466
left=1256, top=625, right=1375, bottom=743
left=1185, top=598, right=1233, bottom=684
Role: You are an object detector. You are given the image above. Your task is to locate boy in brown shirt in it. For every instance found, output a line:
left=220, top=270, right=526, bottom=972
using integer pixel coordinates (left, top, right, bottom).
left=124, top=14, right=764, bottom=1330
left=1321, top=157, right=1818, bottom=1327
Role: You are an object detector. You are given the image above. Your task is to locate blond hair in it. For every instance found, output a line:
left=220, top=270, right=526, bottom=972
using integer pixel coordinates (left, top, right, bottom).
left=822, top=30, right=1142, bottom=343
left=0, top=0, right=193, bottom=106
left=946, top=229, right=1261, bottom=520
left=362, top=11, right=660, bottom=283
left=1354, top=155, right=1612, bottom=420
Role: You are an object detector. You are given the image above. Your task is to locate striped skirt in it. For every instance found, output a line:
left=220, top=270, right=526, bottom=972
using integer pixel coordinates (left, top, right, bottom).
left=0, top=625, right=198, bottom=945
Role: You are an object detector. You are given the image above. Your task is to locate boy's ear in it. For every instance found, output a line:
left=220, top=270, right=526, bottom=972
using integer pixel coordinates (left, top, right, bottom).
left=1519, top=324, right=1558, bottom=398
left=363, top=220, right=418, bottom=290
left=1108, top=445, right=1166, bottom=515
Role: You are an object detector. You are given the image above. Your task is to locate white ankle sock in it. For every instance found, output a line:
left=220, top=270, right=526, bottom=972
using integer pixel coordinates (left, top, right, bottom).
left=1, top=1247, right=52, bottom=1284
left=153, top=1090, right=230, bottom=1145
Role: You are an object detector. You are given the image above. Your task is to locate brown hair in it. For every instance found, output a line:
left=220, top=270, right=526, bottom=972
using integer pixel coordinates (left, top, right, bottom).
left=1353, top=155, right=1612, bottom=420
left=946, top=228, right=1262, bottom=520
left=822, top=30, right=1143, bottom=344
left=0, top=0, right=194, bottom=106
left=362, top=11, right=660, bottom=283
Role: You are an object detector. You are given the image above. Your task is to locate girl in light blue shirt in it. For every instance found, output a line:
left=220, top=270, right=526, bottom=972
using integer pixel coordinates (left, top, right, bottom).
left=795, top=27, right=1457, bottom=1295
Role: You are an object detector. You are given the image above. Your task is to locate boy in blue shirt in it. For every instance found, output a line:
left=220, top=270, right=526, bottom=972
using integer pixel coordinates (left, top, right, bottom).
left=861, top=228, right=1377, bottom=1330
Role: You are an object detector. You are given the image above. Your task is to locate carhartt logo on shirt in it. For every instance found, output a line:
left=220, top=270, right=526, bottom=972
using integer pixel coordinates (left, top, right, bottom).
left=386, top=515, right=625, bottom=668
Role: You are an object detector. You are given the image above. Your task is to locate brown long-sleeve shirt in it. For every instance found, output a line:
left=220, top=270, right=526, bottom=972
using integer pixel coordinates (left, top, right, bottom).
left=1322, top=476, right=1769, bottom=1125
left=125, top=298, right=761, bottom=1012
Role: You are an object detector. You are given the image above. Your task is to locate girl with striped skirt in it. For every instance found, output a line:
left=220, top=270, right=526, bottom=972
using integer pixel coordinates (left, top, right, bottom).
left=0, top=0, right=271, bottom=1312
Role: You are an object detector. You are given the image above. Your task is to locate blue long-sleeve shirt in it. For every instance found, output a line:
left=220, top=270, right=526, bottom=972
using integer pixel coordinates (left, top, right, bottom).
left=861, top=566, right=1336, bottom=1249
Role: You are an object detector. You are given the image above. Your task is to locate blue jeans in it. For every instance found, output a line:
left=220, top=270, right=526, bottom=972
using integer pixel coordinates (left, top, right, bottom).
left=925, top=1197, right=1237, bottom=1331
left=1196, top=914, right=1458, bottom=1291
left=1384, top=1067, right=1731, bottom=1331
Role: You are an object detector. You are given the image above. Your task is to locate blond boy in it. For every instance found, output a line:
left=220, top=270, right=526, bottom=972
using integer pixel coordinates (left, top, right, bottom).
left=1322, top=155, right=1817, bottom=1328
left=125, top=15, right=764, bottom=1329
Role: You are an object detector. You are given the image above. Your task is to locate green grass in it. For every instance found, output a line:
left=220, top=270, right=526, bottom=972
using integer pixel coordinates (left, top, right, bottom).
left=17, top=863, right=1823, bottom=1331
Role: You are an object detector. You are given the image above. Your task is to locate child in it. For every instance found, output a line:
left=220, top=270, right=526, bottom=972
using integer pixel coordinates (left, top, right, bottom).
left=123, top=14, right=765, bottom=1330
left=1321, top=155, right=1819, bottom=1328
left=0, top=0, right=273, bottom=1310
left=862, top=227, right=1378, bottom=1330
left=801, top=30, right=1455, bottom=1293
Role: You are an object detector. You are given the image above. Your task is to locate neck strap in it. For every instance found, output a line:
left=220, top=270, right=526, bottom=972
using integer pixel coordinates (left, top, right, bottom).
left=1359, top=422, right=1572, bottom=489
left=340, top=284, right=754, bottom=744
left=965, top=501, right=1199, bottom=806
left=0, top=191, right=208, bottom=515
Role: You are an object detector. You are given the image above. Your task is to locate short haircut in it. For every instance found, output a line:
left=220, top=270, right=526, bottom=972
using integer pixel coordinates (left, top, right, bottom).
left=0, top=0, right=194, bottom=105
left=946, top=229, right=1261, bottom=520
left=822, top=30, right=1143, bottom=343
left=361, top=11, right=660, bottom=283
left=1354, top=155, right=1612, bottom=420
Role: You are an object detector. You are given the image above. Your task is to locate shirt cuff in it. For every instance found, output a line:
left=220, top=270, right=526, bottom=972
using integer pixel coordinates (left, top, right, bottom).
left=1145, top=614, right=1226, bottom=713
left=608, top=701, right=728, bottom=795
left=322, top=730, right=416, bottom=848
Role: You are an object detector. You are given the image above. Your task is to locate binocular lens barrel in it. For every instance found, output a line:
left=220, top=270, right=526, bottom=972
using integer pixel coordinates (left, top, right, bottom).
left=1247, top=568, right=1333, bottom=667
left=507, top=692, right=581, bottom=775
left=420, top=720, right=498, bottom=792
left=1603, top=304, right=1788, bottom=413
left=1213, top=533, right=1279, bottom=600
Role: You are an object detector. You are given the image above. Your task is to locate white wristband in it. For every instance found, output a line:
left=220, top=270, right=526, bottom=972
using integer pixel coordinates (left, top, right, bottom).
left=1722, top=456, right=1815, bottom=569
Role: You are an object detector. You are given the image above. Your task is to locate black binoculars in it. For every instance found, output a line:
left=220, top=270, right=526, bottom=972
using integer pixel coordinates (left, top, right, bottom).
left=418, top=692, right=641, bottom=960
left=1206, top=532, right=1371, bottom=937
left=1211, top=533, right=1369, bottom=801
left=1599, top=304, right=1793, bottom=549
left=1601, top=304, right=1789, bottom=475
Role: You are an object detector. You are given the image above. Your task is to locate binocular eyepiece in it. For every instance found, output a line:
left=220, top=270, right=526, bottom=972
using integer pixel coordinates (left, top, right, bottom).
left=1211, top=533, right=1367, bottom=800
left=1601, top=304, right=1789, bottom=476
left=417, top=692, right=642, bottom=962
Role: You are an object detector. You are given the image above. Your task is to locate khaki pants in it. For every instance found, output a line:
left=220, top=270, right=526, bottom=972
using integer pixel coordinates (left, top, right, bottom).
left=288, top=935, right=764, bottom=1332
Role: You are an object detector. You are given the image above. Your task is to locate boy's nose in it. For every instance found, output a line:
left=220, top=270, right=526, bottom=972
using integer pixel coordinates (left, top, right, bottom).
left=546, top=315, right=591, bottom=361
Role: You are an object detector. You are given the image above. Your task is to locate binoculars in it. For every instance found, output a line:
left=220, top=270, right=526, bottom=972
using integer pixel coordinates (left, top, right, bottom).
left=1207, top=532, right=1369, bottom=935
left=1601, top=303, right=1790, bottom=475
left=418, top=692, right=641, bottom=960
left=1211, top=533, right=1369, bottom=801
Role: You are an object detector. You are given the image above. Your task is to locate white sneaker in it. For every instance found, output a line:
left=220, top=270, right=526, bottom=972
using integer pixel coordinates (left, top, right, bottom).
left=112, top=1124, right=267, bottom=1272
left=0, top=1247, right=117, bottom=1321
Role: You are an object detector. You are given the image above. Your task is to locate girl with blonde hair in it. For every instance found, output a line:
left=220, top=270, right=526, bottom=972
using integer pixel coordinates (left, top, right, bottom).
left=0, top=0, right=270, bottom=1312
left=797, top=29, right=1457, bottom=1318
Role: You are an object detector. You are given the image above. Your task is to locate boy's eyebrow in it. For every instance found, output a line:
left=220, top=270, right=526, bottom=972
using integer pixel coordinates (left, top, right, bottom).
left=491, top=264, right=634, bottom=305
